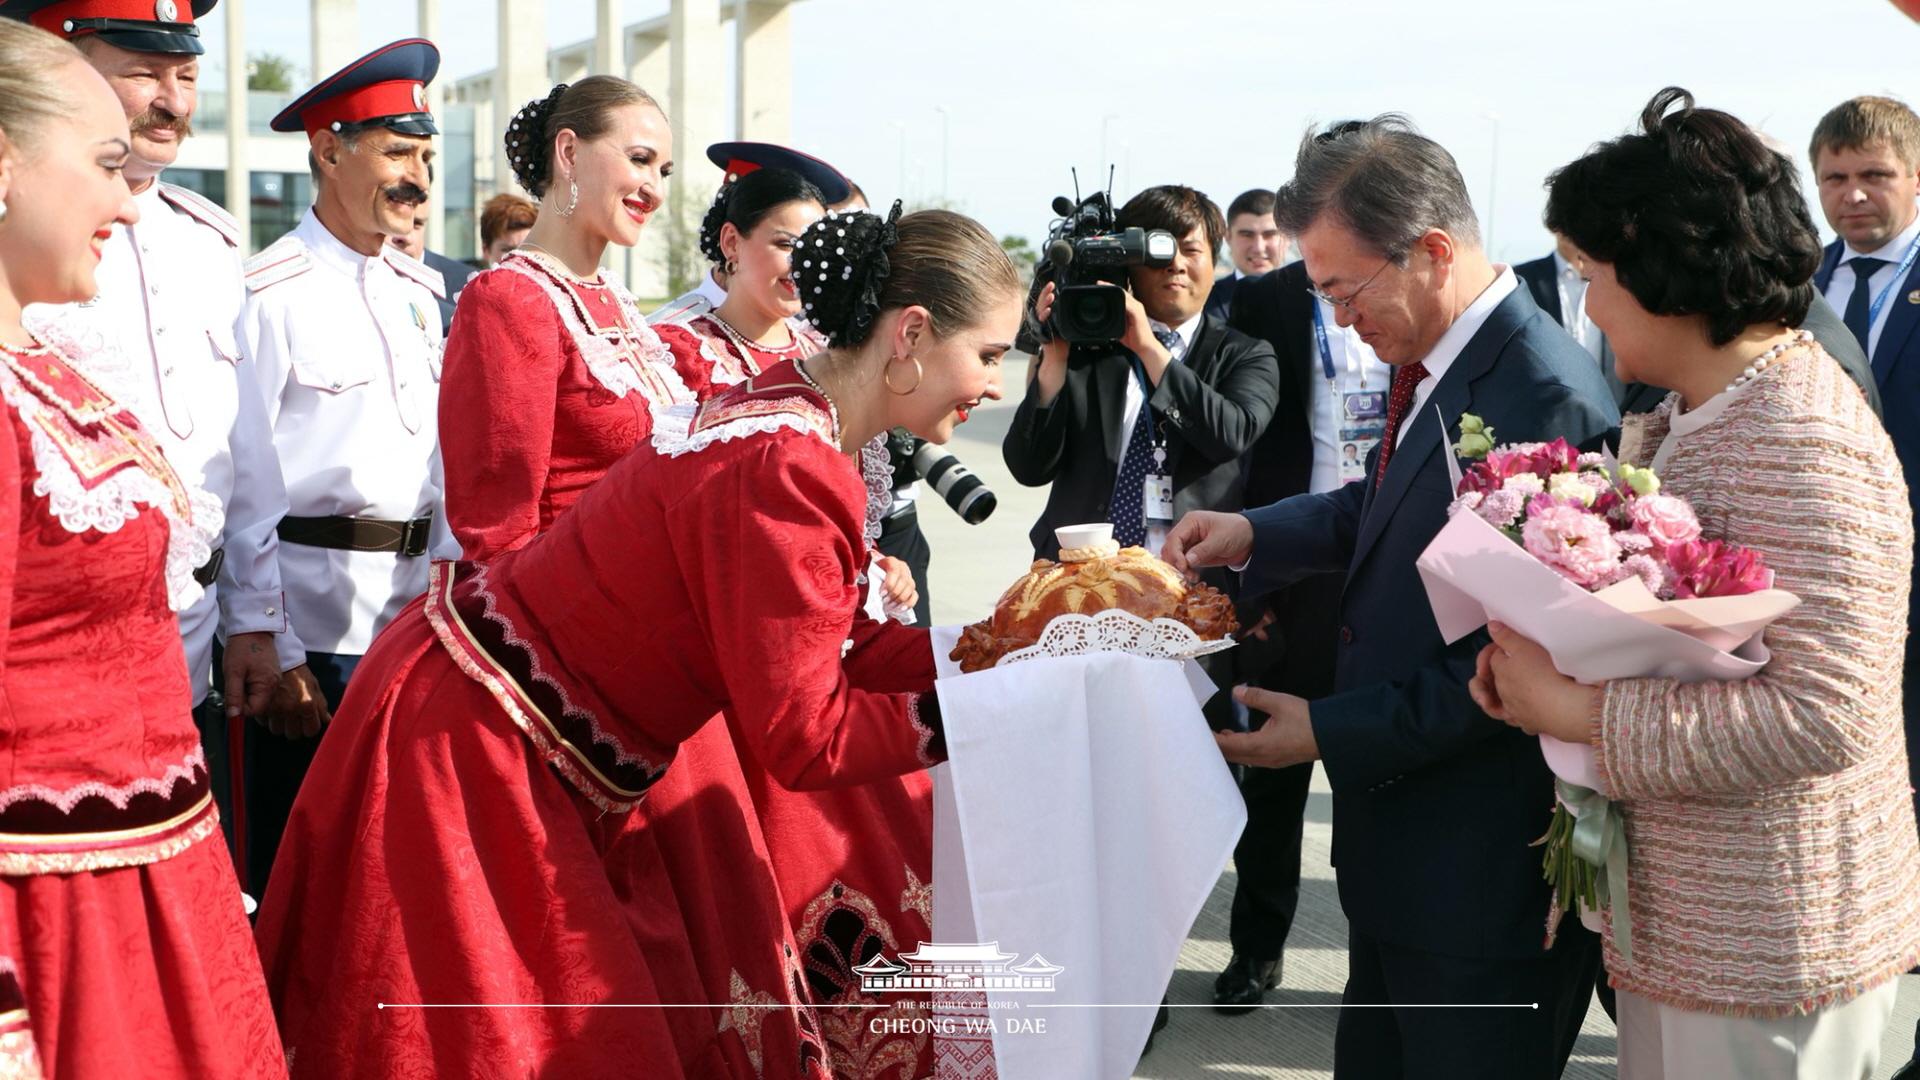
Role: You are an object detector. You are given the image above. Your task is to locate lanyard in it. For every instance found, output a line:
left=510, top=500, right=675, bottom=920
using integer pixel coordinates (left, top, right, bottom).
left=1865, top=229, right=1920, bottom=335
left=1312, top=300, right=1337, bottom=382
left=1126, top=349, right=1169, bottom=467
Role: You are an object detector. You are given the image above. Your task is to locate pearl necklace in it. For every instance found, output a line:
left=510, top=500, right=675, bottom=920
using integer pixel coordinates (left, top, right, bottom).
left=707, top=310, right=809, bottom=367
left=1724, top=329, right=1812, bottom=396
left=793, top=357, right=843, bottom=442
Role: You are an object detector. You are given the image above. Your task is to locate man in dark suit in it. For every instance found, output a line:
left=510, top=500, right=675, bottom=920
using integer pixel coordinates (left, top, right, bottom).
left=1166, top=116, right=1617, bottom=1079
left=1209, top=258, right=1383, bottom=1012
left=1004, top=184, right=1279, bottom=568
left=1518, top=234, right=1880, bottom=416
left=1206, top=188, right=1288, bottom=319
left=1808, top=94, right=1920, bottom=1080
left=390, top=208, right=472, bottom=334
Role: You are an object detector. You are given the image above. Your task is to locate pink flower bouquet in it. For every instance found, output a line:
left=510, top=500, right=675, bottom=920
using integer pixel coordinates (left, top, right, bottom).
left=1415, top=414, right=1800, bottom=957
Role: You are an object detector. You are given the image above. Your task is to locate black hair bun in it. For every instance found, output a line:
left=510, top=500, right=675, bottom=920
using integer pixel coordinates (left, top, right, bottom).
left=698, top=183, right=734, bottom=265
left=504, top=84, right=570, bottom=197
left=797, top=200, right=903, bottom=348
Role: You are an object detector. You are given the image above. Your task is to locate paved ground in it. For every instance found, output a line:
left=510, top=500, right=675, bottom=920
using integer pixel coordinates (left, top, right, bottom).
left=915, top=356, right=1920, bottom=1078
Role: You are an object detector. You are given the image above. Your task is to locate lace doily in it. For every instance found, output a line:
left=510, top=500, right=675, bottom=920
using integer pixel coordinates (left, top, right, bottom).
left=0, top=333, right=221, bottom=614
left=995, top=609, right=1236, bottom=668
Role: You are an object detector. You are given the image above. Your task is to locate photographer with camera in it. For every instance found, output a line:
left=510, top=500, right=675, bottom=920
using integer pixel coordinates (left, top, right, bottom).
left=1003, top=184, right=1278, bottom=563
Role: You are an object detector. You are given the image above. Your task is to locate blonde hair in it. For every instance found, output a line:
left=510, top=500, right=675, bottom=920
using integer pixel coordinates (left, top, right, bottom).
left=1810, top=96, right=1920, bottom=170
left=0, top=21, right=82, bottom=155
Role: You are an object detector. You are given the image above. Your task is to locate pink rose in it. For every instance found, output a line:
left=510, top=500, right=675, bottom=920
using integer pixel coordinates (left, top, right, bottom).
left=1522, top=503, right=1623, bottom=589
left=1627, top=494, right=1701, bottom=553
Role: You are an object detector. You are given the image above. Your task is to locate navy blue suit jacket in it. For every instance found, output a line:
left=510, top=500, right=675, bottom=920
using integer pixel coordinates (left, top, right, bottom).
left=1817, top=239, right=1920, bottom=758
left=1238, top=285, right=1619, bottom=958
left=1204, top=274, right=1241, bottom=320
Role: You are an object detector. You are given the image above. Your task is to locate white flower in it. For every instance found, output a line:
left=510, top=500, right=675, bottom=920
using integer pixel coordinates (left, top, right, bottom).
left=1503, top=473, right=1545, bottom=497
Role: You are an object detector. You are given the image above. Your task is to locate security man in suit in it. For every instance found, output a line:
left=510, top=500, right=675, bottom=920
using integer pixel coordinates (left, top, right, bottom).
left=1167, top=116, right=1617, bottom=1080
left=237, top=38, right=456, bottom=896
left=7, top=0, right=328, bottom=871
left=1206, top=188, right=1287, bottom=319
left=1808, top=93, right=1920, bottom=1080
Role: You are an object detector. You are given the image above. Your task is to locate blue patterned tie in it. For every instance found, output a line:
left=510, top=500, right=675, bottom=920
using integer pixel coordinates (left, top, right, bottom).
left=1842, top=256, right=1889, bottom=354
left=1111, top=329, right=1183, bottom=547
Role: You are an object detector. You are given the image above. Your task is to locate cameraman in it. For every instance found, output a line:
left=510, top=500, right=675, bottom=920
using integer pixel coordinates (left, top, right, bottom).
left=1003, top=184, right=1278, bottom=565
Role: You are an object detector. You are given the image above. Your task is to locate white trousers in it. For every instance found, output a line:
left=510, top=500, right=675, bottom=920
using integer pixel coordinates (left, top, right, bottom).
left=1616, top=980, right=1900, bottom=1080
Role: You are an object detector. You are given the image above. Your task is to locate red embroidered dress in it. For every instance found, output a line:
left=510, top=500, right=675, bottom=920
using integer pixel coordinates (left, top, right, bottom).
left=0, top=342, right=283, bottom=1078
left=439, top=249, right=703, bottom=559
left=657, top=316, right=942, bottom=1079
left=253, top=363, right=944, bottom=1079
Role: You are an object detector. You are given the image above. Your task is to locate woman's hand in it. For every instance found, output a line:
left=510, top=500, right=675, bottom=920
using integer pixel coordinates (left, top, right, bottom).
left=1469, top=621, right=1603, bottom=745
left=1029, top=282, right=1070, bottom=406
left=878, top=555, right=918, bottom=612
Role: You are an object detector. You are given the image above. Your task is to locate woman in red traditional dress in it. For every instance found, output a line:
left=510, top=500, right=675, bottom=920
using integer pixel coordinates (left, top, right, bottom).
left=254, top=205, right=1022, bottom=1078
left=439, top=76, right=700, bottom=561
left=0, top=23, right=283, bottom=1079
left=658, top=168, right=945, bottom=1077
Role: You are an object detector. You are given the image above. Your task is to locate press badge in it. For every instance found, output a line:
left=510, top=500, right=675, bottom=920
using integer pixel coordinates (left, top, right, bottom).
left=1339, top=391, right=1387, bottom=485
left=1144, top=445, right=1174, bottom=521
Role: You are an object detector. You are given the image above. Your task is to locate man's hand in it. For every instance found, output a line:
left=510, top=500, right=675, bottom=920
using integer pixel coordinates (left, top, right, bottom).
left=1162, top=510, right=1254, bottom=579
left=222, top=632, right=282, bottom=718
left=877, top=554, right=918, bottom=612
left=1116, top=290, right=1171, bottom=384
left=1469, top=621, right=1603, bottom=745
left=258, top=664, right=332, bottom=739
left=1029, top=282, right=1070, bottom=406
left=1214, top=686, right=1320, bottom=768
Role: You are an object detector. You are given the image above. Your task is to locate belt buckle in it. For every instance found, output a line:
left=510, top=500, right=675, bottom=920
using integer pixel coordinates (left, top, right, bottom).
left=399, top=517, right=431, bottom=557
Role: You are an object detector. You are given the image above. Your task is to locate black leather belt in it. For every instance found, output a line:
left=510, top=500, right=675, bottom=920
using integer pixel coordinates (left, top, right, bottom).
left=193, top=548, right=225, bottom=587
left=279, top=514, right=433, bottom=557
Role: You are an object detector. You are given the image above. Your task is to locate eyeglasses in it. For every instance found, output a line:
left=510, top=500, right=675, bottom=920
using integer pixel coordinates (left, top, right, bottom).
left=1307, top=256, right=1394, bottom=312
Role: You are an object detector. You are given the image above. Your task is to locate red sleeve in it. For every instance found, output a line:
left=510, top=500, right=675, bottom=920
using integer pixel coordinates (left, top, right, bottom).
left=1, top=412, right=22, bottom=682
left=655, top=323, right=715, bottom=402
left=668, top=432, right=941, bottom=790
left=843, top=606, right=936, bottom=694
left=439, top=271, right=563, bottom=560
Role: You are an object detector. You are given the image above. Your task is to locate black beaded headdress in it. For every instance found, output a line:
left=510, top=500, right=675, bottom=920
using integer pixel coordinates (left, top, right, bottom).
left=797, top=200, right=905, bottom=349
left=504, top=83, right=569, bottom=196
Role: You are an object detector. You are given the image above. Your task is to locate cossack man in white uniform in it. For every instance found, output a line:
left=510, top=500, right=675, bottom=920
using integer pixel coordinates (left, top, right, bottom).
left=237, top=37, right=455, bottom=895
left=7, top=0, right=329, bottom=872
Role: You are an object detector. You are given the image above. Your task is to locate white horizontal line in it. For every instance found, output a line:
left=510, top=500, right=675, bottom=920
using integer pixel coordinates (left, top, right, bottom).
left=1026, top=1003, right=1541, bottom=1010
left=377, top=1003, right=891, bottom=1010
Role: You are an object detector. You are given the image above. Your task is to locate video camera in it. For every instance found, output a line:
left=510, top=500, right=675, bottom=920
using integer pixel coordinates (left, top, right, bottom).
left=1027, top=180, right=1176, bottom=346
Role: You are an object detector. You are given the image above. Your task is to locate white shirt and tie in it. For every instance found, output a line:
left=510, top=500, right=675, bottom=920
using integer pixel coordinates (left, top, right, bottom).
left=1552, top=252, right=1604, bottom=361
left=1822, top=209, right=1920, bottom=360
left=1114, top=311, right=1201, bottom=557
left=1396, top=268, right=1520, bottom=448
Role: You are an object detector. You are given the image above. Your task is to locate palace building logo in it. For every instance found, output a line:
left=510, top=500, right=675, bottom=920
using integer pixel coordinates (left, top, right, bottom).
left=853, top=942, right=1064, bottom=994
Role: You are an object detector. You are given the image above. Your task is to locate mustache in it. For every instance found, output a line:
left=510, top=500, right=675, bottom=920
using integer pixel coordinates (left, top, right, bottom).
left=130, top=106, right=191, bottom=139
left=383, top=183, right=429, bottom=205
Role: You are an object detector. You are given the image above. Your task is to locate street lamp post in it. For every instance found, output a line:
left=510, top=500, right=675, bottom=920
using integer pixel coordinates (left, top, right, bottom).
left=892, top=120, right=907, bottom=201
left=934, top=105, right=950, bottom=203
left=1483, top=110, right=1502, bottom=256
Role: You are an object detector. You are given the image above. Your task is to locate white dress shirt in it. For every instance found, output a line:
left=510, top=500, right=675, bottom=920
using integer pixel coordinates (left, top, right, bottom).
left=1553, top=252, right=1603, bottom=360
left=26, top=180, right=304, bottom=704
left=1114, top=310, right=1202, bottom=557
left=1821, top=208, right=1920, bottom=359
left=1397, top=268, right=1520, bottom=448
left=1306, top=298, right=1390, bottom=494
left=240, top=208, right=452, bottom=655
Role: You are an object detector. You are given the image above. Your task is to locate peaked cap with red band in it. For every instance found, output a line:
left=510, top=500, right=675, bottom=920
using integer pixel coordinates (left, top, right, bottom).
left=270, top=38, right=440, bottom=138
left=706, top=141, right=852, bottom=205
left=1, top=0, right=217, bottom=55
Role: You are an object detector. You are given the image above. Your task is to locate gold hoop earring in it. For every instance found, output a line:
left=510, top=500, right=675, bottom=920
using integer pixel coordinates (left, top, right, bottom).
left=885, top=355, right=923, bottom=395
left=724, top=258, right=736, bottom=276
left=558, top=176, right=579, bottom=218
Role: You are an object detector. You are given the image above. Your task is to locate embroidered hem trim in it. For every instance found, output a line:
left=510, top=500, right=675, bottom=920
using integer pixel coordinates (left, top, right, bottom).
left=1604, top=940, right=1920, bottom=1020
left=0, top=1022, right=42, bottom=1080
left=423, top=564, right=656, bottom=814
left=907, top=693, right=939, bottom=768
left=0, top=794, right=217, bottom=875
left=0, top=745, right=206, bottom=815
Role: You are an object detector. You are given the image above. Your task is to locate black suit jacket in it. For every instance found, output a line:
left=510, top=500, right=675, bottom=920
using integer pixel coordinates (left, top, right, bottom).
left=1242, top=286, right=1620, bottom=958
left=1224, top=264, right=1336, bottom=697
left=1003, top=313, right=1279, bottom=567
left=1205, top=274, right=1242, bottom=320
left=423, top=249, right=475, bottom=335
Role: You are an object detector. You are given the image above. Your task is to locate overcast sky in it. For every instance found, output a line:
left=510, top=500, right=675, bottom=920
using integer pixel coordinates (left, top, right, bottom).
left=203, top=0, right=1917, bottom=262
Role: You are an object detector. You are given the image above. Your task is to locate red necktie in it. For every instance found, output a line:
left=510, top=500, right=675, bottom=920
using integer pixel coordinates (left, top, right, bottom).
left=1373, top=361, right=1430, bottom=489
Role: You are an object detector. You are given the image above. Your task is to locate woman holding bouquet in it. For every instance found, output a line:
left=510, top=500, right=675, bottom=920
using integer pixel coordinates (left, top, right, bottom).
left=254, top=206, right=1020, bottom=1077
left=1475, top=87, right=1920, bottom=1079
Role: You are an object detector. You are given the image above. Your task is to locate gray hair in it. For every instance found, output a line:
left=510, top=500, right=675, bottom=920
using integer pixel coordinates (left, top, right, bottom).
left=1273, top=114, right=1481, bottom=263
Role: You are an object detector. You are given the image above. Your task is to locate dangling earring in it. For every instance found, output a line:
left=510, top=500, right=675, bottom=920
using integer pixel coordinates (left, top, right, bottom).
left=884, top=355, right=923, bottom=395
left=0, top=197, right=8, bottom=224
left=558, top=176, right=579, bottom=218
left=724, top=258, right=737, bottom=276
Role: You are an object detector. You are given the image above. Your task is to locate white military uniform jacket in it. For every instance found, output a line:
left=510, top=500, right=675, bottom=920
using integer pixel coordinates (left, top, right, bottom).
left=240, top=208, right=453, bottom=656
left=645, top=270, right=728, bottom=325
left=25, top=180, right=303, bottom=706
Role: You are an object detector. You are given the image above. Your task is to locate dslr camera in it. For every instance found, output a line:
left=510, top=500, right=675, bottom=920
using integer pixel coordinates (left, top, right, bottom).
left=885, top=428, right=996, bottom=525
left=1027, top=187, right=1176, bottom=347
